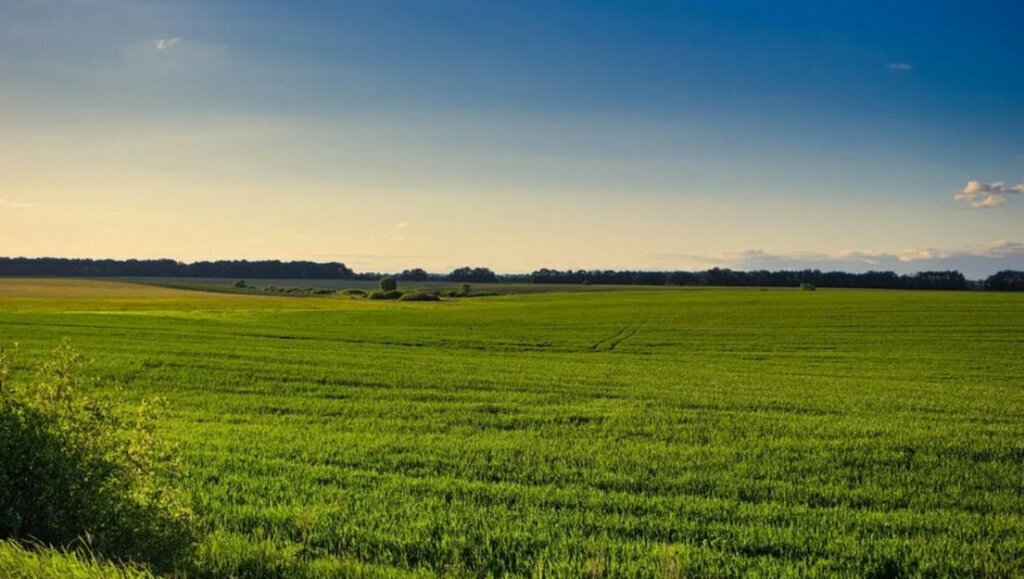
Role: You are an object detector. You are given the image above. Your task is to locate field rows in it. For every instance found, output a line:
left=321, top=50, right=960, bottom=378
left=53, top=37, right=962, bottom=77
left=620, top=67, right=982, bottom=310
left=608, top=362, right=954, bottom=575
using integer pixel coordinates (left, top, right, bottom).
left=1, top=280, right=1022, bottom=576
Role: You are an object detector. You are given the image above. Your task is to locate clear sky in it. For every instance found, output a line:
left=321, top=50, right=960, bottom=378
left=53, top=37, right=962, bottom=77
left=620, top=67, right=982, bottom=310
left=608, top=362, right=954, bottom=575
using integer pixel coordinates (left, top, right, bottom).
left=2, top=0, right=1022, bottom=277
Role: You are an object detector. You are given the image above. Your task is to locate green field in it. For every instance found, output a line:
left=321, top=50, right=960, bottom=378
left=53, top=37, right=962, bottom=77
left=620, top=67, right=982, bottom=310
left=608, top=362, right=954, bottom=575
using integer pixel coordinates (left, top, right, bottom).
left=1, top=279, right=1023, bottom=577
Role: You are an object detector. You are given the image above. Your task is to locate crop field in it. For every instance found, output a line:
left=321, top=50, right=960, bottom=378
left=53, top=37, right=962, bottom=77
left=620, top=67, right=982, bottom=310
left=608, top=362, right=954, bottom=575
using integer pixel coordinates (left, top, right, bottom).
left=1, top=278, right=1023, bottom=577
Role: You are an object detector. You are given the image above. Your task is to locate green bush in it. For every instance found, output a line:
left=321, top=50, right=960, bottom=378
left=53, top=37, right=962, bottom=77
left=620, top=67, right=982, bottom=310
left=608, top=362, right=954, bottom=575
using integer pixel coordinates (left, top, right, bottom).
left=341, top=289, right=367, bottom=297
left=367, top=290, right=404, bottom=300
left=0, top=341, right=196, bottom=574
left=378, top=276, right=397, bottom=291
left=260, top=286, right=337, bottom=297
left=398, top=291, right=441, bottom=302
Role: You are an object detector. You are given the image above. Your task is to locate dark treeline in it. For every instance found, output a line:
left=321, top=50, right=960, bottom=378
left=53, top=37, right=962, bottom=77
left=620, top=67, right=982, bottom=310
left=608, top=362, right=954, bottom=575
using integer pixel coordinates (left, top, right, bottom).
left=2, top=257, right=1022, bottom=291
left=0, top=257, right=353, bottom=279
left=984, top=270, right=1024, bottom=291
left=532, top=268, right=1011, bottom=291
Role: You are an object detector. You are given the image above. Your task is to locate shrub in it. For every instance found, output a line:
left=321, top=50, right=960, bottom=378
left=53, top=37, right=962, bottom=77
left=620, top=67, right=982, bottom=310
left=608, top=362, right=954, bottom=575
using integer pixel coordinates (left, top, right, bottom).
left=378, top=277, right=397, bottom=291
left=0, top=340, right=196, bottom=574
left=367, top=290, right=403, bottom=300
left=398, top=291, right=441, bottom=302
left=800, top=282, right=817, bottom=291
left=341, top=289, right=367, bottom=297
left=459, top=283, right=472, bottom=296
left=260, top=286, right=337, bottom=297
left=232, top=279, right=247, bottom=289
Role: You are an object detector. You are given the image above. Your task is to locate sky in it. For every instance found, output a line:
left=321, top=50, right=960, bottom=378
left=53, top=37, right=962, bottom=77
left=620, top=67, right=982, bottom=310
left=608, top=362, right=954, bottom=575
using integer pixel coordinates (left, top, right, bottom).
left=1, top=0, right=1023, bottom=277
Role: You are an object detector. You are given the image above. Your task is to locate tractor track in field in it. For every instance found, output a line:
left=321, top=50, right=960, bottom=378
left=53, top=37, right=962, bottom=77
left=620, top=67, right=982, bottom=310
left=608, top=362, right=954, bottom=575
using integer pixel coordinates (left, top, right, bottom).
left=605, top=327, right=637, bottom=351
left=590, top=324, right=640, bottom=352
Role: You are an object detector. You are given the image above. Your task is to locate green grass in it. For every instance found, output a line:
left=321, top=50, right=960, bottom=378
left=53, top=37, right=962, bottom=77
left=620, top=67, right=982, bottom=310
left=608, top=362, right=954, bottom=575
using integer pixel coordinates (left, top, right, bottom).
left=0, top=539, right=155, bottom=578
left=1, top=279, right=1022, bottom=576
left=116, top=276, right=649, bottom=295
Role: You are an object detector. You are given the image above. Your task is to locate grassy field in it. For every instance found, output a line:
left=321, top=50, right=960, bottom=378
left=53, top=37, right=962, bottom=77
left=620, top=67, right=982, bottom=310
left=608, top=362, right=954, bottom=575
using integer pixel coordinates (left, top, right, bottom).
left=1, top=278, right=1022, bottom=576
left=116, top=276, right=642, bottom=295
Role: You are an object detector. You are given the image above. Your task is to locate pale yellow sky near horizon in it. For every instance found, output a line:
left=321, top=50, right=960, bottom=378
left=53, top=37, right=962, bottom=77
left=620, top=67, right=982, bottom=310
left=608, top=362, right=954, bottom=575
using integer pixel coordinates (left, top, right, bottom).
left=2, top=111, right=1017, bottom=276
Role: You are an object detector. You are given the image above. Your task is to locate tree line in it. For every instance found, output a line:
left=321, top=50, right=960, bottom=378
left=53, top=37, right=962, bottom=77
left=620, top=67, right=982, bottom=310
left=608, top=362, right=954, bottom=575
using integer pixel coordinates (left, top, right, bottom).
left=529, top=268, right=982, bottom=290
left=0, top=257, right=353, bottom=279
left=1, top=257, right=1021, bottom=290
left=529, top=268, right=1024, bottom=291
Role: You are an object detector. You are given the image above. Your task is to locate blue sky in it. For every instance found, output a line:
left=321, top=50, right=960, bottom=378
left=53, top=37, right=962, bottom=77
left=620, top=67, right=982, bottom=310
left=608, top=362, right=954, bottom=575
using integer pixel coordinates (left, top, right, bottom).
left=1, top=0, right=1022, bottom=276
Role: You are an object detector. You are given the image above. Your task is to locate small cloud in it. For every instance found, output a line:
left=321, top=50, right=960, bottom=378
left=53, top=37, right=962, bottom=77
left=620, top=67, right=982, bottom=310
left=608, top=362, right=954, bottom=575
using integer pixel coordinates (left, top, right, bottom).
left=972, top=240, right=1024, bottom=258
left=154, top=37, right=183, bottom=50
left=887, top=62, right=912, bottom=71
left=394, top=222, right=409, bottom=229
left=977, top=195, right=1007, bottom=208
left=954, top=180, right=1024, bottom=208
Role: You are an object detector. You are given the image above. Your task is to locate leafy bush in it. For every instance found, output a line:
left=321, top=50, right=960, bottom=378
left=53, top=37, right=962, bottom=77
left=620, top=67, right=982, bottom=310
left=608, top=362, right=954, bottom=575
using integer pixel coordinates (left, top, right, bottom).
left=260, top=286, right=337, bottom=296
left=459, top=283, right=472, bottom=296
left=233, top=279, right=247, bottom=289
left=367, top=290, right=404, bottom=300
left=800, top=282, right=817, bottom=291
left=0, top=341, right=196, bottom=574
left=341, top=289, right=367, bottom=297
left=398, top=291, right=441, bottom=302
left=378, top=276, right=397, bottom=291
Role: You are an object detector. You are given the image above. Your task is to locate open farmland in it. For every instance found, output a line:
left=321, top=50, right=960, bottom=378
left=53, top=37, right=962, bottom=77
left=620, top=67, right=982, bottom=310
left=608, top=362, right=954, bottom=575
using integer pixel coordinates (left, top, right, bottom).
left=1, top=279, right=1022, bottom=576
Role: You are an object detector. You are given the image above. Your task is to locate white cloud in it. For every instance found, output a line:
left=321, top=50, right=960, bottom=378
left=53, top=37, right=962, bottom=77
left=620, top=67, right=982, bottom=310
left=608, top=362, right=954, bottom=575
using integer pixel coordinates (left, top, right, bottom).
left=954, top=180, right=1024, bottom=208
left=887, top=62, right=912, bottom=71
left=977, top=195, right=1007, bottom=208
left=154, top=36, right=182, bottom=50
left=394, top=222, right=409, bottom=229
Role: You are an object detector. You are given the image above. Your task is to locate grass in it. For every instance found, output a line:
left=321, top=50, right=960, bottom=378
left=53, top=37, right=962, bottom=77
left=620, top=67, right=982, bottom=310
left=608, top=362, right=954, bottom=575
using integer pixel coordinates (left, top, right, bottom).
left=1, top=278, right=1022, bottom=576
left=115, top=276, right=654, bottom=295
left=0, top=539, right=155, bottom=579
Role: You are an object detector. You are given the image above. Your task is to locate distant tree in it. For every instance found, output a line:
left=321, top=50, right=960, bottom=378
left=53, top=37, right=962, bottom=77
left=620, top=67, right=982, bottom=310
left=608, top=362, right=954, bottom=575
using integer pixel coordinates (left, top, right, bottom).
left=233, top=279, right=247, bottom=288
left=633, top=271, right=668, bottom=286
left=908, top=271, right=968, bottom=290
left=379, top=276, right=397, bottom=291
left=666, top=271, right=703, bottom=286
left=399, top=268, right=429, bottom=281
left=985, top=270, right=1024, bottom=291
left=449, top=267, right=496, bottom=283
left=459, top=283, right=471, bottom=296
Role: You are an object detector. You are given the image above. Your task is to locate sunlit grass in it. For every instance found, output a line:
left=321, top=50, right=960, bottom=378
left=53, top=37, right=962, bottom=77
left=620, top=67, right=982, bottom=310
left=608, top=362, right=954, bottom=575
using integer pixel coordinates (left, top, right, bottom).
left=1, top=279, right=1022, bottom=576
